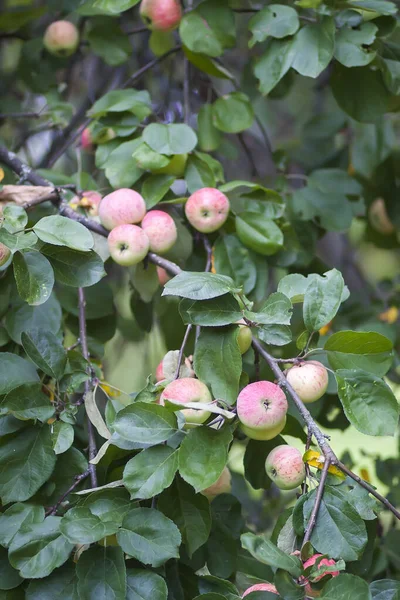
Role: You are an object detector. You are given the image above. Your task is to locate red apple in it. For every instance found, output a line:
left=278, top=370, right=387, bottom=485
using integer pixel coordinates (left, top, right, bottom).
left=98, top=189, right=146, bottom=230
left=108, top=224, right=150, bottom=266
left=141, top=210, right=177, bottom=254
left=81, top=128, right=93, bottom=151
left=140, top=0, right=182, bottom=31
left=185, top=187, right=230, bottom=233
left=201, top=466, right=232, bottom=500
left=43, top=21, right=79, bottom=57
left=160, top=377, right=212, bottom=427
left=237, top=381, right=288, bottom=440
left=265, top=445, right=305, bottom=490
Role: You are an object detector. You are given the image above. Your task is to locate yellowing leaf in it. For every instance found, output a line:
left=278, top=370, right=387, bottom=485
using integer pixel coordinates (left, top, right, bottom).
left=100, top=382, right=121, bottom=398
left=319, top=320, right=333, bottom=336
left=379, top=306, right=398, bottom=324
left=0, top=168, right=4, bottom=182
left=360, top=468, right=371, bottom=483
left=303, top=449, right=346, bottom=480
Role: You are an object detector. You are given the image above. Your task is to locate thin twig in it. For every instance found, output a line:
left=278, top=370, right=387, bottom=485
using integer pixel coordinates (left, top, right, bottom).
left=302, top=459, right=330, bottom=546
left=78, top=287, right=98, bottom=488
left=45, top=469, right=90, bottom=516
left=122, top=45, right=181, bottom=89
left=174, top=324, right=192, bottom=379
left=0, top=111, right=48, bottom=120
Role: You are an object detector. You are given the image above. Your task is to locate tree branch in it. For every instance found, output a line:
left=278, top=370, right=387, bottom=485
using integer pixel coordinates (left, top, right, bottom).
left=302, top=458, right=330, bottom=546
left=45, top=469, right=90, bottom=516
left=174, top=324, right=192, bottom=379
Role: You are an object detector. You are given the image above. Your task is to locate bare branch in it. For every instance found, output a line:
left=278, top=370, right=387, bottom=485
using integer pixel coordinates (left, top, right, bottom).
left=174, top=324, right=193, bottom=379
left=302, top=458, right=330, bottom=546
left=45, top=469, right=90, bottom=516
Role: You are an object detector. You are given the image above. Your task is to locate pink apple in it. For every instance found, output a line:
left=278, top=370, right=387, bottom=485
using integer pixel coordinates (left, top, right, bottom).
left=99, top=189, right=146, bottom=230
left=43, top=21, right=79, bottom=57
left=81, top=128, right=93, bottom=151
left=286, top=361, right=328, bottom=404
left=157, top=266, right=171, bottom=286
left=243, top=583, right=278, bottom=597
left=265, top=445, right=305, bottom=490
left=185, top=187, right=230, bottom=233
left=108, top=224, right=149, bottom=266
left=302, top=554, right=339, bottom=598
left=201, top=466, right=232, bottom=500
left=80, top=190, right=102, bottom=216
left=141, top=210, right=177, bottom=254
left=140, top=0, right=182, bottom=31
left=155, top=361, right=165, bottom=382
left=237, top=381, right=288, bottom=441
left=0, top=243, right=11, bottom=268
left=160, top=377, right=212, bottom=427
left=155, top=355, right=194, bottom=382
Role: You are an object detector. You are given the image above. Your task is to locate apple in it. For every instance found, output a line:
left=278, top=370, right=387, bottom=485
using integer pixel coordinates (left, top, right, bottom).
left=369, top=197, right=395, bottom=235
left=302, top=554, right=340, bottom=598
left=81, top=127, right=93, bottom=151
left=201, top=466, right=232, bottom=500
left=157, top=266, right=171, bottom=286
left=98, top=189, right=146, bottom=230
left=265, top=445, right=305, bottom=490
left=237, top=324, right=252, bottom=355
left=237, top=381, right=288, bottom=441
left=153, top=154, right=187, bottom=177
left=108, top=224, right=150, bottom=266
left=185, top=187, right=230, bottom=233
left=155, top=355, right=194, bottom=382
left=80, top=190, right=102, bottom=217
left=140, top=0, right=182, bottom=31
left=242, top=583, right=278, bottom=597
left=160, top=377, right=212, bottom=427
left=141, top=210, right=177, bottom=254
left=286, top=361, right=328, bottom=404
left=43, top=21, right=79, bottom=57
left=0, top=243, right=11, bottom=270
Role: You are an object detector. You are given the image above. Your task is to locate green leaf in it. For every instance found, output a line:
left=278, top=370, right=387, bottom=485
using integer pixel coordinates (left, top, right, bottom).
left=33, top=217, right=94, bottom=252
left=132, top=142, right=170, bottom=171
left=21, top=329, right=67, bottom=379
left=347, top=0, right=397, bottom=15
left=2, top=383, right=54, bottom=422
left=194, top=326, right=242, bottom=404
left=0, top=230, right=37, bottom=252
left=0, top=503, right=45, bottom=548
left=9, top=516, right=73, bottom=579
left=60, top=507, right=118, bottom=544
left=112, top=402, right=178, bottom=445
left=254, top=38, right=295, bottom=95
left=158, top=476, right=211, bottom=557
left=0, top=352, right=39, bottom=395
left=5, top=294, right=62, bottom=344
left=198, top=104, right=222, bottom=152
left=163, top=272, right=238, bottom=300
left=291, top=186, right=354, bottom=232
left=212, top=93, right=254, bottom=134
left=179, top=2, right=235, bottom=57
left=334, top=22, right=377, bottom=67
left=325, top=330, right=393, bottom=376
left=183, top=47, right=233, bottom=79
left=143, top=123, right=198, bottom=155
left=249, top=4, right=300, bottom=46
left=0, top=425, right=56, bottom=503
left=13, top=251, right=54, bottom=306
left=104, top=140, right=144, bottom=188
left=214, top=235, right=257, bottom=295
left=76, top=488, right=131, bottom=523
left=123, top=445, right=179, bottom=499
left=320, top=573, right=372, bottom=599
left=88, top=89, right=151, bottom=118
left=51, top=421, right=74, bottom=454
left=141, top=174, right=176, bottom=209
left=126, top=569, right=167, bottom=600
left=26, top=564, right=78, bottom=600
left=336, top=369, right=399, bottom=436
left=42, top=245, right=105, bottom=287
left=275, top=568, right=305, bottom=600
left=370, top=580, right=400, bottom=599
left=185, top=154, right=216, bottom=194
left=0, top=546, right=23, bottom=591
left=179, top=426, right=232, bottom=492
left=303, top=486, right=367, bottom=561
left=3, top=205, right=28, bottom=233
left=117, top=508, right=181, bottom=567
left=76, top=545, right=126, bottom=600
left=291, top=18, right=335, bottom=78
left=246, top=292, right=292, bottom=326
left=241, top=532, right=302, bottom=577
left=236, top=213, right=283, bottom=256
left=303, top=269, right=345, bottom=332
left=87, top=18, right=131, bottom=66
left=179, top=294, right=242, bottom=327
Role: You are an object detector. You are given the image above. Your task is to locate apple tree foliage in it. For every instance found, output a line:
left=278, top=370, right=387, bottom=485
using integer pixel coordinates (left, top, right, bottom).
left=1, top=0, right=400, bottom=597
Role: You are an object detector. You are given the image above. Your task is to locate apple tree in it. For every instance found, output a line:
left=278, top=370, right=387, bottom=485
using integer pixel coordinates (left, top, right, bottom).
left=1, top=0, right=400, bottom=597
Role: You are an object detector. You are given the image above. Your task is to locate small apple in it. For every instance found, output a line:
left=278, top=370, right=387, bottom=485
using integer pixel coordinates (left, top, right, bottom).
left=81, top=127, right=93, bottom=151
left=242, top=583, right=279, bottom=597
left=43, top=21, right=79, bottom=57
left=237, top=381, right=288, bottom=441
left=155, top=354, right=194, bottom=382
left=153, top=154, right=187, bottom=177
left=0, top=243, right=11, bottom=270
left=157, top=266, right=171, bottom=286
left=369, top=197, right=395, bottom=235
left=140, top=0, right=182, bottom=31
left=201, top=466, right=232, bottom=500
left=160, top=377, right=212, bottom=427
left=141, top=210, right=177, bottom=254
left=98, top=189, right=146, bottom=230
left=185, top=187, right=230, bottom=233
left=237, top=324, right=252, bottom=355
left=286, top=361, right=328, bottom=404
left=108, top=224, right=150, bottom=266
left=302, top=554, right=340, bottom=598
left=265, top=445, right=305, bottom=490
left=80, top=190, right=102, bottom=216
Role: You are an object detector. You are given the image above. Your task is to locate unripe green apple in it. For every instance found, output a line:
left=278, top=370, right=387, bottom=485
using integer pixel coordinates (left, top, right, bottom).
left=108, top=224, right=150, bottom=266
left=237, top=324, right=252, bottom=355
left=153, top=154, right=187, bottom=177
left=99, top=189, right=146, bottom=231
left=286, top=361, right=328, bottom=404
left=140, top=0, right=182, bottom=31
left=141, top=210, right=177, bottom=254
left=201, top=466, right=232, bottom=500
left=265, top=445, right=305, bottom=490
left=160, top=377, right=212, bottom=427
left=302, top=554, right=340, bottom=598
left=43, top=20, right=79, bottom=57
left=369, top=197, right=395, bottom=235
left=237, top=381, right=288, bottom=440
left=185, top=187, right=230, bottom=233
left=243, top=583, right=279, bottom=597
